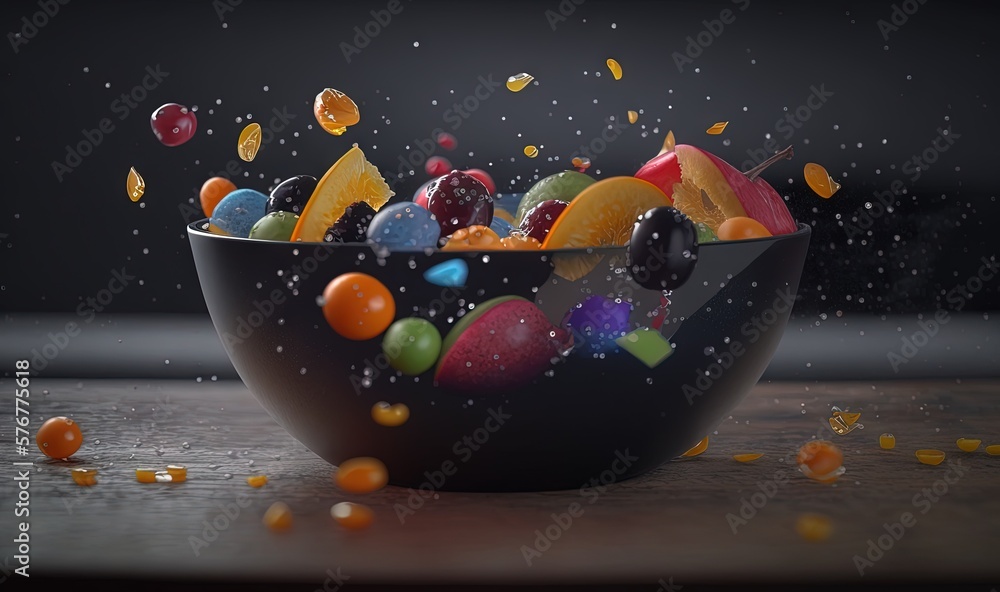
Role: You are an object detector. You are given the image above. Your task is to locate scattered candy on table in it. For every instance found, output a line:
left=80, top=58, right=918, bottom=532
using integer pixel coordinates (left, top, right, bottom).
left=247, top=475, right=269, bottom=488
left=263, top=501, right=293, bottom=531
left=915, top=449, right=945, bottom=466
left=71, top=468, right=98, bottom=486
left=334, top=457, right=389, bottom=494
left=331, top=502, right=374, bottom=530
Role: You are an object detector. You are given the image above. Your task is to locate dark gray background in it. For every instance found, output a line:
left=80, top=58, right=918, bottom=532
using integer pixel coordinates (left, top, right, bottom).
left=1, top=0, right=997, bottom=317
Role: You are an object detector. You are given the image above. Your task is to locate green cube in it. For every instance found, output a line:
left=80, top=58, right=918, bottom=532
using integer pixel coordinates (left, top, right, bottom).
left=616, top=329, right=674, bottom=368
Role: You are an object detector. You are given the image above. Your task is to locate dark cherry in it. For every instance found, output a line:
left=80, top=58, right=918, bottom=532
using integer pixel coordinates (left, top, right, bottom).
left=266, top=175, right=317, bottom=215
left=519, top=199, right=568, bottom=242
left=425, top=170, right=494, bottom=236
left=324, top=202, right=376, bottom=243
left=627, top=206, right=699, bottom=291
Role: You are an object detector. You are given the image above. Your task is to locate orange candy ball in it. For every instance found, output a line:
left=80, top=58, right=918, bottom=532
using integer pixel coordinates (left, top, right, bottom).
left=331, top=502, right=374, bottom=530
left=796, top=440, right=844, bottom=483
left=334, top=457, right=388, bottom=494
left=36, top=416, right=83, bottom=459
left=200, top=177, right=237, bottom=218
left=717, top=217, right=773, bottom=241
left=322, top=273, right=395, bottom=341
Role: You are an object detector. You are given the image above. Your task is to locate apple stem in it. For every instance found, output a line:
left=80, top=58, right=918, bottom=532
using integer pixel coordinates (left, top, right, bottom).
left=745, top=146, right=794, bottom=182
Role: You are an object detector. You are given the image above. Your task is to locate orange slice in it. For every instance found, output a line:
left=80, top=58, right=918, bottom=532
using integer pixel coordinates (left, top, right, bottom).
left=670, top=145, right=747, bottom=232
left=540, top=176, right=671, bottom=280
left=290, top=146, right=394, bottom=242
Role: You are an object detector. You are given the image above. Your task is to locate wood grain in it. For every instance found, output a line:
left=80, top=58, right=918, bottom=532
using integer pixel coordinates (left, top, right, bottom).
left=2, top=378, right=998, bottom=587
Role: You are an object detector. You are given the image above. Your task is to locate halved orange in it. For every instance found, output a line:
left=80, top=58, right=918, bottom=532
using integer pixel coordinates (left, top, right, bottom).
left=670, top=145, right=747, bottom=232
left=290, top=146, right=394, bottom=242
left=540, top=176, right=671, bottom=280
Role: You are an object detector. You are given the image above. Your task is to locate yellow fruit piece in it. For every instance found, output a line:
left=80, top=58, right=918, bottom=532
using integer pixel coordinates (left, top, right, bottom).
left=879, top=433, right=895, bottom=450
left=627, top=110, right=639, bottom=124
left=290, top=146, right=393, bottom=242
left=733, top=453, right=764, bottom=462
left=986, top=444, right=1000, bottom=456
left=72, top=468, right=98, bottom=486
left=263, top=501, right=293, bottom=531
left=371, top=402, right=410, bottom=427
left=956, top=438, right=981, bottom=452
left=247, top=475, right=269, bottom=488
left=682, top=436, right=708, bottom=457
left=500, top=233, right=542, bottom=250
left=126, top=166, right=145, bottom=202
left=238, top=122, right=262, bottom=162
left=671, top=145, right=748, bottom=232
left=493, top=208, right=515, bottom=224
left=706, top=121, right=728, bottom=135
left=606, top=58, right=623, bottom=80
left=166, top=465, right=187, bottom=483
left=331, top=502, right=374, bottom=530
left=136, top=468, right=158, bottom=483
left=658, top=130, right=676, bottom=156
left=804, top=163, right=841, bottom=199
left=915, top=449, right=945, bottom=465
left=540, top=176, right=671, bottom=280
left=796, top=513, right=833, bottom=542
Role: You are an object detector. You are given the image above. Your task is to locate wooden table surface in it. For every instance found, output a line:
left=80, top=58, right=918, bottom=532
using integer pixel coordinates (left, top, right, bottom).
left=2, top=378, right=998, bottom=589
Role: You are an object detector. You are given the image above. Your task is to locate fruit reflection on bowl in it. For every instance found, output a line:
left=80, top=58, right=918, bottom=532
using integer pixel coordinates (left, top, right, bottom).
left=188, top=217, right=810, bottom=492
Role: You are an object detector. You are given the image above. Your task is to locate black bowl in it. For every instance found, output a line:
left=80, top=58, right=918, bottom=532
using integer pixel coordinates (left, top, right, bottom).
left=188, top=221, right=811, bottom=491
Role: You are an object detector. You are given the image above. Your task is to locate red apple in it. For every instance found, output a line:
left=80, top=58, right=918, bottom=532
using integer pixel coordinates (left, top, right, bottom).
left=634, top=151, right=681, bottom=201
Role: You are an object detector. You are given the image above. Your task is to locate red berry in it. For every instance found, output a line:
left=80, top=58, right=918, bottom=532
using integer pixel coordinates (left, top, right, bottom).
left=150, top=103, right=197, bottom=147
left=436, top=133, right=457, bottom=151
left=520, top=200, right=568, bottom=242
left=462, top=169, right=496, bottom=195
left=426, top=170, right=494, bottom=236
left=425, top=156, right=452, bottom=178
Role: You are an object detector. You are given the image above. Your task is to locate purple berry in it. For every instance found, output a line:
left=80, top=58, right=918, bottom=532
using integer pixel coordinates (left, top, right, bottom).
left=520, top=199, right=568, bottom=242
left=425, top=170, right=494, bottom=236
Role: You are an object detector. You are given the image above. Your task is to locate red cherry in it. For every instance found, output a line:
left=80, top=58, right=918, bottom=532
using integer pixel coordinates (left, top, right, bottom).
left=426, top=170, right=494, bottom=236
left=436, top=132, right=457, bottom=151
left=413, top=179, right=433, bottom=209
left=519, top=199, right=568, bottom=242
left=150, top=103, right=197, bottom=147
left=462, top=169, right=496, bottom=195
left=425, top=156, right=452, bottom=178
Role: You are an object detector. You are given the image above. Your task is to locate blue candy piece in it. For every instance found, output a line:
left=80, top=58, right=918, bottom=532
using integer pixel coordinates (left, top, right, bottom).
left=562, top=295, right=632, bottom=356
left=210, top=188, right=269, bottom=238
left=366, top=202, right=441, bottom=251
left=423, top=259, right=469, bottom=288
left=489, top=216, right=515, bottom=238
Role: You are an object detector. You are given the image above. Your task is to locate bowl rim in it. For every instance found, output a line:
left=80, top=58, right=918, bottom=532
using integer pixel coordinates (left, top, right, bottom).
left=187, top=219, right=811, bottom=252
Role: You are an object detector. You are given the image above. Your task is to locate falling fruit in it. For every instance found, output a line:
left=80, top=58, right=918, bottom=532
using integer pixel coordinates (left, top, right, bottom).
left=606, top=58, right=623, bottom=80
left=658, top=130, right=676, bottom=156
left=127, top=167, right=145, bottom=202
left=796, top=440, right=845, bottom=483
left=237, top=122, right=262, bottom=162
left=628, top=110, right=639, bottom=124
left=706, top=121, right=729, bottom=135
left=804, top=163, right=841, bottom=198
left=371, top=402, right=410, bottom=427
left=290, top=146, right=393, bottom=242
left=313, top=88, right=360, bottom=136
left=524, top=145, right=539, bottom=158
left=571, top=156, right=591, bottom=171
left=334, top=457, right=389, bottom=494
left=506, top=73, right=534, bottom=92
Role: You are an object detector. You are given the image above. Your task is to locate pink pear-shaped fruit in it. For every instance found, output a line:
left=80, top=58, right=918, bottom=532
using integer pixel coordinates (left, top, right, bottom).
left=436, top=298, right=570, bottom=392
left=671, top=144, right=797, bottom=236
